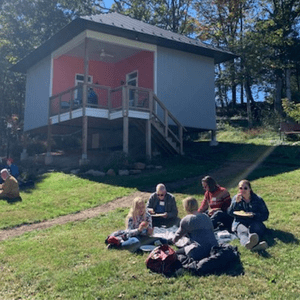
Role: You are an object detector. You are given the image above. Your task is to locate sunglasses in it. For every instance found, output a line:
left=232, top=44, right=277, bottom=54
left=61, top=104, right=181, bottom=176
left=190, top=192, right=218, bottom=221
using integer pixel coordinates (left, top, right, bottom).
left=157, top=194, right=165, bottom=197
left=239, top=187, right=248, bottom=190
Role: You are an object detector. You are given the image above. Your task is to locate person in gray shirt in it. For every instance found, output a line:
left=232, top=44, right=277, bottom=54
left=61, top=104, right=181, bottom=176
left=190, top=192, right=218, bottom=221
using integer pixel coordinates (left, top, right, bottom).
left=173, top=197, right=218, bottom=260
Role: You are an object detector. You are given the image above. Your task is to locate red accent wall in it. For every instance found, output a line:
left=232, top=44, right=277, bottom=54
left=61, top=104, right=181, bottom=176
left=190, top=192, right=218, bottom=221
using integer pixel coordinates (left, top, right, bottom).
left=52, top=51, right=154, bottom=95
left=114, top=51, right=154, bottom=89
left=52, top=56, right=115, bottom=95
left=51, top=51, right=154, bottom=109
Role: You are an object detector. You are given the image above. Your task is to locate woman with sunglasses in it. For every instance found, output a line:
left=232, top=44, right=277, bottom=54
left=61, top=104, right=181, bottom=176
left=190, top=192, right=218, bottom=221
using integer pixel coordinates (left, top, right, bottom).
left=228, top=180, right=269, bottom=251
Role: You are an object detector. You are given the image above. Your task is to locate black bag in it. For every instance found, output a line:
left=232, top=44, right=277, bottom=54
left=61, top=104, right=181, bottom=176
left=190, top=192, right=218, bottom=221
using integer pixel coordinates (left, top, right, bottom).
left=145, top=244, right=178, bottom=276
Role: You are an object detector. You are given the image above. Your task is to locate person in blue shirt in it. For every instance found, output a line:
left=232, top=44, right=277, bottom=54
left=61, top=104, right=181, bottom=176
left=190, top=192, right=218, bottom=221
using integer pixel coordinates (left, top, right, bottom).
left=6, top=158, right=20, bottom=179
left=228, top=180, right=269, bottom=251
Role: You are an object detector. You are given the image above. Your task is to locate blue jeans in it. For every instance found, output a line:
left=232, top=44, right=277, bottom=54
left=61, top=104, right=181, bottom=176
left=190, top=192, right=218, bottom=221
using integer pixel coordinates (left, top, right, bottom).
left=121, top=236, right=168, bottom=252
left=236, top=221, right=266, bottom=246
left=121, top=237, right=141, bottom=252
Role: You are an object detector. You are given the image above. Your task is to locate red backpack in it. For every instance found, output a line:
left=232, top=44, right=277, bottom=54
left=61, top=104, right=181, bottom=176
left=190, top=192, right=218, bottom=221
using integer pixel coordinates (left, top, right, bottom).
left=145, top=244, right=177, bottom=276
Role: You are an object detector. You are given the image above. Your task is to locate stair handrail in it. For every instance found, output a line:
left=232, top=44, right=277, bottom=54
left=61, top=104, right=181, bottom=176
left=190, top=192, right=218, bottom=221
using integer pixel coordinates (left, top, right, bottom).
left=152, top=94, right=186, bottom=154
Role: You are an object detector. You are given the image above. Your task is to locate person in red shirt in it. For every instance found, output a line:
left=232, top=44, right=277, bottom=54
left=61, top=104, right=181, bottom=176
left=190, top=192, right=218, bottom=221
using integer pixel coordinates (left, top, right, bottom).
left=198, top=176, right=233, bottom=231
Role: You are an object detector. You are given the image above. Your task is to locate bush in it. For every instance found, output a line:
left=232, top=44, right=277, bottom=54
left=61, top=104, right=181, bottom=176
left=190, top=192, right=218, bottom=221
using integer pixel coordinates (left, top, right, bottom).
left=104, top=151, right=133, bottom=172
left=27, top=141, right=47, bottom=156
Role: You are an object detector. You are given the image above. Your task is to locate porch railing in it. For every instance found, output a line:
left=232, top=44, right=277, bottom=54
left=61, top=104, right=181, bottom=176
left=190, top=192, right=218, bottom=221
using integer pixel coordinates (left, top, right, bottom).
left=49, top=83, right=185, bottom=154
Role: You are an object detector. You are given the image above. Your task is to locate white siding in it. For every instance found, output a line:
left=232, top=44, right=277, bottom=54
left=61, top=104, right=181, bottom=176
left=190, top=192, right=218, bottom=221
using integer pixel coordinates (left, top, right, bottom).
left=156, top=47, right=216, bottom=130
left=24, top=56, right=52, bottom=131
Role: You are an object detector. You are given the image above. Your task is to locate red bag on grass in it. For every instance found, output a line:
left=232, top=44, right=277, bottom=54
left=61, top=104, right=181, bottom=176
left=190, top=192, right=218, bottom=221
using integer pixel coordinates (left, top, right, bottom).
left=145, top=244, right=177, bottom=276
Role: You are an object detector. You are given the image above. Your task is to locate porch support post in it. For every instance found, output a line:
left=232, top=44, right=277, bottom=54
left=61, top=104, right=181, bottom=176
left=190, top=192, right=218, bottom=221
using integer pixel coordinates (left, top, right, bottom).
left=20, top=133, right=28, bottom=161
left=45, top=116, right=53, bottom=165
left=122, top=86, right=129, bottom=154
left=146, top=90, right=153, bottom=160
left=146, top=119, right=151, bottom=160
left=179, top=126, right=183, bottom=155
left=45, top=96, right=53, bottom=165
left=80, top=37, right=89, bottom=165
left=123, top=116, right=129, bottom=154
left=210, top=130, right=218, bottom=146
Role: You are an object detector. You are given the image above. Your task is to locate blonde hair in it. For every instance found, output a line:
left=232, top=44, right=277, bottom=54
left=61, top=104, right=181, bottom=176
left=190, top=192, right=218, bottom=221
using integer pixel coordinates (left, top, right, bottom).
left=183, top=197, right=198, bottom=214
left=126, top=197, right=146, bottom=226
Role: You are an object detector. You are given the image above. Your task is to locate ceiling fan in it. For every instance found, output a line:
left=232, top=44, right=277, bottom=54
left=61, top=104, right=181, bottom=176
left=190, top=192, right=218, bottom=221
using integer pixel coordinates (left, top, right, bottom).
left=99, top=49, right=114, bottom=59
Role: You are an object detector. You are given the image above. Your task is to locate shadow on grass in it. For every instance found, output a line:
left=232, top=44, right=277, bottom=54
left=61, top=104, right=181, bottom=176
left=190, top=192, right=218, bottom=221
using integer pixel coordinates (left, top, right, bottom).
left=20, top=141, right=300, bottom=193
left=253, top=228, right=299, bottom=258
left=265, top=228, right=299, bottom=247
left=0, top=196, right=22, bottom=204
left=78, top=142, right=300, bottom=191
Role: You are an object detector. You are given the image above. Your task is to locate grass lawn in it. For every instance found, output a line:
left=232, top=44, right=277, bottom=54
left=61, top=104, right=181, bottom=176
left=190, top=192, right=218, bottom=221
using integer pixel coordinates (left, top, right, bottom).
left=0, top=129, right=300, bottom=299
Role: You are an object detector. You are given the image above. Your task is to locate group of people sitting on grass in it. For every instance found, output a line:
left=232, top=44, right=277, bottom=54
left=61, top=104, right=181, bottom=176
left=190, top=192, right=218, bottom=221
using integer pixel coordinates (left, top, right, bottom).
left=107, top=176, right=269, bottom=259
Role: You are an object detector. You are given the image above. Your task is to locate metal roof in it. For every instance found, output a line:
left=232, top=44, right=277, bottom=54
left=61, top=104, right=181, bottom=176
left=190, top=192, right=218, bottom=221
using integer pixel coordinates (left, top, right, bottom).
left=11, top=12, right=237, bottom=73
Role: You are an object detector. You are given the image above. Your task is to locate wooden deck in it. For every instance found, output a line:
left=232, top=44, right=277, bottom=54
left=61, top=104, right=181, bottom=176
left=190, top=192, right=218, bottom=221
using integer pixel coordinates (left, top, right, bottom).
left=47, top=83, right=185, bottom=162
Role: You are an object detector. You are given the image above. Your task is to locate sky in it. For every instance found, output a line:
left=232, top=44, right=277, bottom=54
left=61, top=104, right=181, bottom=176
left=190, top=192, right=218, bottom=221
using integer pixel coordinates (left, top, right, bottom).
left=103, top=0, right=114, bottom=10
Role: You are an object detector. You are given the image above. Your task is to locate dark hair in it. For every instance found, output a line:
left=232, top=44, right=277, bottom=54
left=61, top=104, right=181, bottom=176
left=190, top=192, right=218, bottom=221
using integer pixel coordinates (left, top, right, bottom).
left=202, top=176, right=218, bottom=192
left=238, top=179, right=253, bottom=194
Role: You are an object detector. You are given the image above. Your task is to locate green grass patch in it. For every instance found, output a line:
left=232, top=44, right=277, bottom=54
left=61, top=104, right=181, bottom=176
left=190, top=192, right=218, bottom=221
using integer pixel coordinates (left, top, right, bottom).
left=0, top=172, right=134, bottom=229
left=0, top=127, right=300, bottom=299
left=0, top=167, right=300, bottom=300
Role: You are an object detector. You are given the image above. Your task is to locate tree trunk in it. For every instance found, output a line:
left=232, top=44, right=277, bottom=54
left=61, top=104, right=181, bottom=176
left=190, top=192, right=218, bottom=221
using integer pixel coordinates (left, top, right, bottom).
left=274, top=74, right=282, bottom=113
left=240, top=84, right=244, bottom=104
left=244, top=76, right=254, bottom=128
left=231, top=62, right=236, bottom=106
left=286, top=68, right=292, bottom=102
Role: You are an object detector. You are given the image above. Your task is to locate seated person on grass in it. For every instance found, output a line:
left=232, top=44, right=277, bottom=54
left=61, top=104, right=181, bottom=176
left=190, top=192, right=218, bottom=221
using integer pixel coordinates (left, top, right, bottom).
left=228, top=180, right=269, bottom=251
left=107, top=197, right=166, bottom=252
left=6, top=158, right=20, bottom=179
left=0, top=168, right=20, bottom=200
left=198, top=176, right=233, bottom=231
left=147, top=183, right=179, bottom=227
left=173, top=197, right=218, bottom=261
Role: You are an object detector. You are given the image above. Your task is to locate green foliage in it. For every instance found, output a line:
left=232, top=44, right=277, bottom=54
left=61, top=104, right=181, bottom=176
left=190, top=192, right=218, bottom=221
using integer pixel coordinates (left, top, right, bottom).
left=216, top=123, right=280, bottom=145
left=282, top=97, right=300, bottom=122
left=111, top=0, right=195, bottom=35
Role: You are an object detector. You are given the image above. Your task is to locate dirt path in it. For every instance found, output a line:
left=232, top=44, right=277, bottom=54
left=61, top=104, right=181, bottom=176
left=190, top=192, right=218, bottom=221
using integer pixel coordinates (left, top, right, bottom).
left=0, top=160, right=254, bottom=241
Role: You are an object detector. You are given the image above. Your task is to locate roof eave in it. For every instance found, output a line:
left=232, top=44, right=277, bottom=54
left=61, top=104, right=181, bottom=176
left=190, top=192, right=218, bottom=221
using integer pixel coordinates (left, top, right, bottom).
left=10, top=17, right=237, bottom=73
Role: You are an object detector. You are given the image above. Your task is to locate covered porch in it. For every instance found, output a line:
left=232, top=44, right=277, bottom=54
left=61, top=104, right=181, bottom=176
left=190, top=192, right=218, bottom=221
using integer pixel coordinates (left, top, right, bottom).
left=46, top=83, right=185, bottom=164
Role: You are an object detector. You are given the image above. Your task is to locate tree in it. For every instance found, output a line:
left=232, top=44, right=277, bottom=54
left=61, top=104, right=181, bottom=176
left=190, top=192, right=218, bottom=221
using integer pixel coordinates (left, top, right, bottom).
left=0, top=0, right=104, bottom=156
left=194, top=0, right=257, bottom=127
left=254, top=0, right=300, bottom=113
left=111, top=0, right=195, bottom=35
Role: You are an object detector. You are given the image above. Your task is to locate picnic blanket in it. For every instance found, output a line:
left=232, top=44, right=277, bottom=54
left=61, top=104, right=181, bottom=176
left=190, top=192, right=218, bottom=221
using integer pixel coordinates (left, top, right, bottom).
left=152, top=226, right=237, bottom=247
left=152, top=226, right=240, bottom=276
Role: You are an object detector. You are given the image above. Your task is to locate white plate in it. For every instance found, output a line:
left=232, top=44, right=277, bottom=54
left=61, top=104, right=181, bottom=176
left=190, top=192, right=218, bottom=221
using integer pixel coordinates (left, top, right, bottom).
left=140, top=245, right=156, bottom=252
left=233, top=210, right=253, bottom=217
